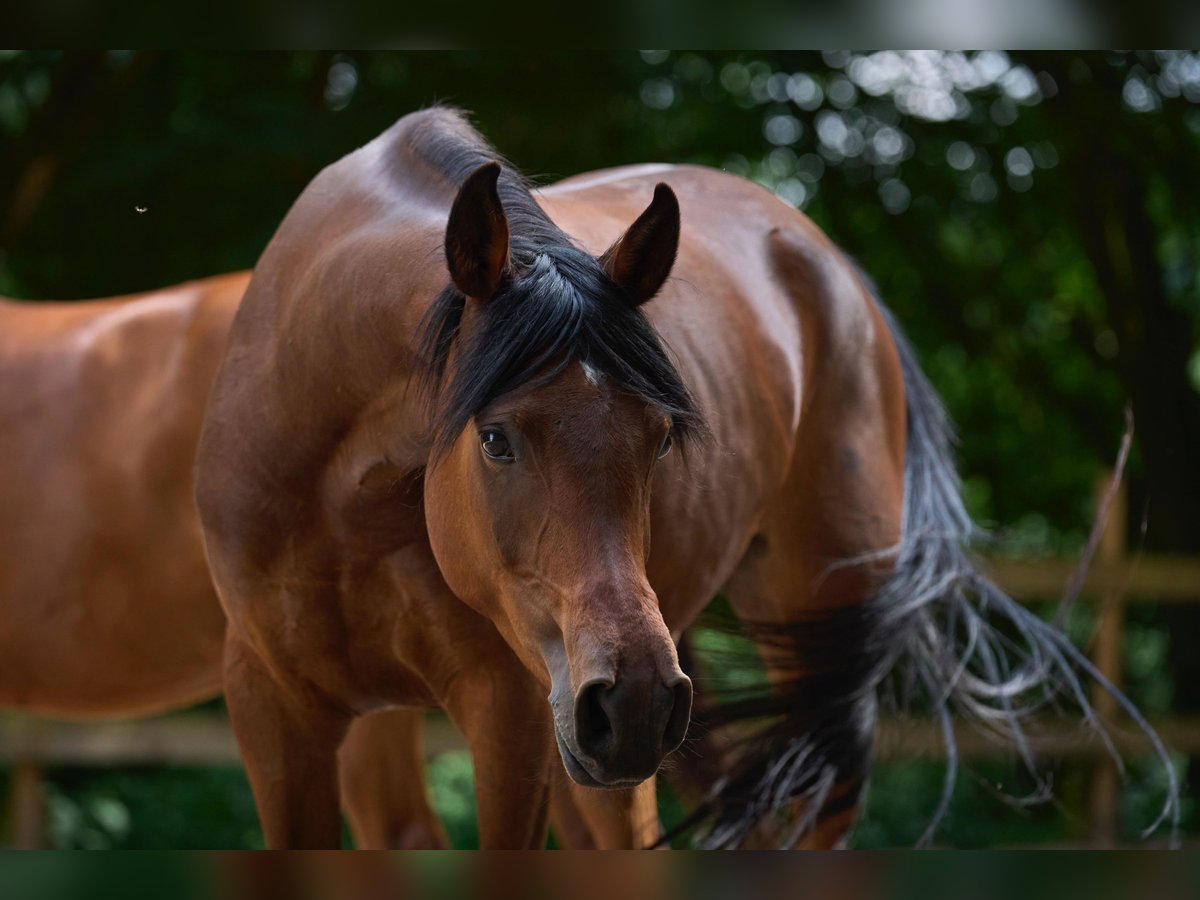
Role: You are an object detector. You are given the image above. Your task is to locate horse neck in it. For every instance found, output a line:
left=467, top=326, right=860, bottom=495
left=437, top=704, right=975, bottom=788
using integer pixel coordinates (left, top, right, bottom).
left=215, top=141, right=459, bottom=480
left=215, top=257, right=438, bottom=499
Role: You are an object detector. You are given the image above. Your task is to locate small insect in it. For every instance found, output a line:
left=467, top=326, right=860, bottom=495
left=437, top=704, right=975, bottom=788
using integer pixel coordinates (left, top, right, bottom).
left=135, top=206, right=148, bottom=214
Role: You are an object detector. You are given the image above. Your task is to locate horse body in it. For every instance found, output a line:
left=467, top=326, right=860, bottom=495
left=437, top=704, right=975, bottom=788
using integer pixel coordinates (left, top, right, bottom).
left=196, top=108, right=907, bottom=848
left=0, top=275, right=245, bottom=715
left=0, top=274, right=448, bottom=848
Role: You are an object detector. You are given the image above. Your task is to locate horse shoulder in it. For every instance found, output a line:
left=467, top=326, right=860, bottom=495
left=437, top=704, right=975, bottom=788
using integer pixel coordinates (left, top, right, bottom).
left=195, top=226, right=438, bottom=634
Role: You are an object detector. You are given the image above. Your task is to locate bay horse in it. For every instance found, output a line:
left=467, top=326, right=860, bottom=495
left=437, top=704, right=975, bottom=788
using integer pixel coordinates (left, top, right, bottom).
left=196, top=105, right=1178, bottom=849
left=0, top=276, right=447, bottom=848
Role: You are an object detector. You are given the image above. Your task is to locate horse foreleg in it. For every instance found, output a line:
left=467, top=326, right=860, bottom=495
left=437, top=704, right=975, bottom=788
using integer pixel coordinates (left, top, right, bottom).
left=547, top=763, right=599, bottom=848
left=441, top=666, right=555, bottom=849
left=338, top=707, right=449, bottom=849
left=555, top=774, right=660, bottom=849
left=224, top=634, right=350, bottom=849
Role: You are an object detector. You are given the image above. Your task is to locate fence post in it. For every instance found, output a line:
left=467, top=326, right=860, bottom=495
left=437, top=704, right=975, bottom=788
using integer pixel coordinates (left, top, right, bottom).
left=1088, top=469, right=1126, bottom=847
left=8, top=758, right=45, bottom=848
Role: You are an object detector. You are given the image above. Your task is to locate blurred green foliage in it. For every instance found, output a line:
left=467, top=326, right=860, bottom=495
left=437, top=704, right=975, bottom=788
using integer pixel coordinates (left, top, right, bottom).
left=2, top=51, right=1198, bottom=848
left=42, top=766, right=261, bottom=850
left=424, top=752, right=478, bottom=850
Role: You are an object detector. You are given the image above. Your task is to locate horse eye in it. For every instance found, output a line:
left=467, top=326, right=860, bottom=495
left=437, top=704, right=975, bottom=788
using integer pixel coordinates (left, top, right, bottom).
left=480, top=429, right=514, bottom=462
left=658, top=433, right=674, bottom=459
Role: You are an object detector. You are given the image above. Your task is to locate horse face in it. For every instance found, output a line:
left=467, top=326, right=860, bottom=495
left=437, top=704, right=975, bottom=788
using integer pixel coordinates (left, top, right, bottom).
left=422, top=163, right=693, bottom=788
left=425, top=364, right=690, bottom=787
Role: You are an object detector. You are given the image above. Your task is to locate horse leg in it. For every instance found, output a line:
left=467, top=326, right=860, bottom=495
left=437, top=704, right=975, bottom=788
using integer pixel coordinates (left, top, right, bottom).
left=223, top=634, right=351, bottom=849
left=439, top=663, right=556, bottom=849
left=547, top=764, right=598, bottom=848
left=338, top=708, right=448, bottom=849
left=550, top=773, right=660, bottom=849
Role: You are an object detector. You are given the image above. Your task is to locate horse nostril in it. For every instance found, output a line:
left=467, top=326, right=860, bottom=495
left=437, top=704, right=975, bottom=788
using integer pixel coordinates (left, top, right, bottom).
left=662, top=676, right=693, bottom=753
left=572, top=673, right=691, bottom=775
left=574, top=680, right=615, bottom=760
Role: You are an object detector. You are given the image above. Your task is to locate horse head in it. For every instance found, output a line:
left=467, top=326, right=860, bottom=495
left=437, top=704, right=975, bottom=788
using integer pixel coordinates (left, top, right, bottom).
left=421, top=161, right=699, bottom=788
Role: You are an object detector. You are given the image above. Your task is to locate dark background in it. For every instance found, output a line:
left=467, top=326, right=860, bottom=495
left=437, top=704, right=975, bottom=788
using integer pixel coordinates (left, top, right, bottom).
left=1, top=50, right=1197, bottom=847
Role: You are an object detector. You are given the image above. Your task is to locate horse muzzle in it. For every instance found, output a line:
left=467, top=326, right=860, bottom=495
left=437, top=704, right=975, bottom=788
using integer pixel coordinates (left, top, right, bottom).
left=554, top=667, right=692, bottom=788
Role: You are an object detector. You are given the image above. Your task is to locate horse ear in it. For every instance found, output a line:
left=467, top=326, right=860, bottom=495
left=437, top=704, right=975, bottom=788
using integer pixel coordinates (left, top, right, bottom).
left=445, top=161, right=510, bottom=300
left=600, top=183, right=680, bottom=305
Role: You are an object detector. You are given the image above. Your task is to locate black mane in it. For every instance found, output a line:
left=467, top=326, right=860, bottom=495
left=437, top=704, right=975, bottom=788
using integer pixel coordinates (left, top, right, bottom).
left=410, top=108, right=704, bottom=454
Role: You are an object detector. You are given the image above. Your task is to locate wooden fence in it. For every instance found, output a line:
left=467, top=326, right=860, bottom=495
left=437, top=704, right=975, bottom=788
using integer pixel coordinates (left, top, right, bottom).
left=4, top=476, right=1200, bottom=847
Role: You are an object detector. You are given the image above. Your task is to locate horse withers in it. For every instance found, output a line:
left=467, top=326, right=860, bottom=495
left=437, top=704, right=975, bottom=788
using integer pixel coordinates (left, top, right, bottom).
left=195, top=107, right=1177, bottom=849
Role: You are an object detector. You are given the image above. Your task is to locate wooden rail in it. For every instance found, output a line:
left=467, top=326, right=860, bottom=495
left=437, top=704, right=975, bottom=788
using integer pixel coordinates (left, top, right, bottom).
left=4, top=475, right=1199, bottom=846
left=984, top=556, right=1200, bottom=601
left=3, top=710, right=1199, bottom=768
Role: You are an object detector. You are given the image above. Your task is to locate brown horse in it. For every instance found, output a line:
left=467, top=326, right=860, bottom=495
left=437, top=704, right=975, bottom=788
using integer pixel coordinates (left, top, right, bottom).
left=0, top=276, right=448, bottom=848
left=196, top=106, right=1178, bottom=849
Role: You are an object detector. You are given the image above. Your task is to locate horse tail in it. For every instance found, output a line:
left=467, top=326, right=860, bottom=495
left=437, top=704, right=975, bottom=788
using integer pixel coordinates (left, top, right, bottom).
left=673, top=287, right=1180, bottom=849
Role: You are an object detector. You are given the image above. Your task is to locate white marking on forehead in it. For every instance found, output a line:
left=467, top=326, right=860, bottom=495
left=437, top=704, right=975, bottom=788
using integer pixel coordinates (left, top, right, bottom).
left=580, top=359, right=604, bottom=387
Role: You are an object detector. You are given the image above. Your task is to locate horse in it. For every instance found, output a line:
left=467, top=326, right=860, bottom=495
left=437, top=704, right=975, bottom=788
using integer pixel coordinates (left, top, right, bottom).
left=195, top=105, right=1178, bottom=849
left=0, top=275, right=448, bottom=848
